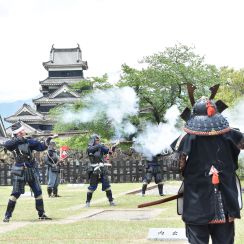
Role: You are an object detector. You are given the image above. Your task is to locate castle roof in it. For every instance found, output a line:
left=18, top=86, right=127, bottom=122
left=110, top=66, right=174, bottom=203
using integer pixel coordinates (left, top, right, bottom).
left=39, top=77, right=84, bottom=86
left=4, top=103, right=46, bottom=123
left=33, top=84, right=81, bottom=104
left=4, top=44, right=89, bottom=133
left=43, top=44, right=88, bottom=70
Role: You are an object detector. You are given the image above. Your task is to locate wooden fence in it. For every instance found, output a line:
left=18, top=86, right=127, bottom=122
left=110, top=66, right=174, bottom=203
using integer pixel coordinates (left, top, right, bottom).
left=0, top=150, right=182, bottom=186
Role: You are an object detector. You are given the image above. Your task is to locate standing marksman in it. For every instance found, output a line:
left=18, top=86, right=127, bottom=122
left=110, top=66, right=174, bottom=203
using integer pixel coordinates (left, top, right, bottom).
left=85, top=134, right=116, bottom=207
left=45, top=141, right=62, bottom=197
left=2, top=122, right=55, bottom=222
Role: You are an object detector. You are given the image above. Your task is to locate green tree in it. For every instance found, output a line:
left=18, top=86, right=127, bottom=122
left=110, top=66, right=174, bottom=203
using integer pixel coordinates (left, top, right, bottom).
left=118, top=44, right=221, bottom=123
left=217, top=67, right=244, bottom=106
left=50, top=44, right=244, bottom=150
left=71, top=73, right=112, bottom=93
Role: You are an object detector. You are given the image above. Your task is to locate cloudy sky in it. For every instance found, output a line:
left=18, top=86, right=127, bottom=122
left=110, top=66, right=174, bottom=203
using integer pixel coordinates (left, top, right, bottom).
left=0, top=0, right=244, bottom=102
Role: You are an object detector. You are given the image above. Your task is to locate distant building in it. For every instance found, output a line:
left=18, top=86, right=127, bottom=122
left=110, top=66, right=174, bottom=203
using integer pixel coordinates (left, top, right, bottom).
left=5, top=44, right=88, bottom=134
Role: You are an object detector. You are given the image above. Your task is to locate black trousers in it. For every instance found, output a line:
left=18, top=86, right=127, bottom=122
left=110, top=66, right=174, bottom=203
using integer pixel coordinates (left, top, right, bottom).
left=186, top=222, right=234, bottom=244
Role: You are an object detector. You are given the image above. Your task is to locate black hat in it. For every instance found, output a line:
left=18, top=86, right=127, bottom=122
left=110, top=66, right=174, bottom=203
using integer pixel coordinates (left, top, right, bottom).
left=11, top=122, right=24, bottom=134
left=184, top=97, right=230, bottom=135
left=88, top=134, right=100, bottom=146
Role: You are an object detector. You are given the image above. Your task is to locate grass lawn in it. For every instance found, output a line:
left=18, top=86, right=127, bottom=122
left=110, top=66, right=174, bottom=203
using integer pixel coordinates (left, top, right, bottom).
left=0, top=182, right=243, bottom=244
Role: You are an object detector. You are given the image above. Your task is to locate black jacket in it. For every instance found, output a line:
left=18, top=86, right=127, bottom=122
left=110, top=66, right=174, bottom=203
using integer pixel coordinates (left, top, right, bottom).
left=173, top=129, right=243, bottom=224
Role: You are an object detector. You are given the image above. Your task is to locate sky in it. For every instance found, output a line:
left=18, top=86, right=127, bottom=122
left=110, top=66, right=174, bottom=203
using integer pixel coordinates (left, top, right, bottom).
left=1, top=0, right=244, bottom=102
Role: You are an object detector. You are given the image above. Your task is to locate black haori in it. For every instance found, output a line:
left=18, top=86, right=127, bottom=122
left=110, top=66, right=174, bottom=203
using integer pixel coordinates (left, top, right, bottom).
left=184, top=97, right=230, bottom=136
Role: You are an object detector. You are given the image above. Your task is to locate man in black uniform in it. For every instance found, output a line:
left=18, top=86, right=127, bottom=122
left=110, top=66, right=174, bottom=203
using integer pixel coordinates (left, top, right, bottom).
left=45, top=141, right=61, bottom=197
left=171, top=87, right=244, bottom=244
left=2, top=122, right=54, bottom=222
left=85, top=134, right=116, bottom=207
left=141, top=155, right=164, bottom=196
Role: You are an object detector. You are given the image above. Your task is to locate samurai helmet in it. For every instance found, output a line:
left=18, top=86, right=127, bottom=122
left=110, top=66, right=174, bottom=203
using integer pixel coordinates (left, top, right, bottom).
left=88, top=134, right=100, bottom=146
left=181, top=84, right=230, bottom=136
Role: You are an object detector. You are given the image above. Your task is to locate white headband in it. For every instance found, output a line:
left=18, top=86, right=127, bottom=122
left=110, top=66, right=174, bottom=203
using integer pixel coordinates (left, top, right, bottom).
left=12, top=126, right=24, bottom=134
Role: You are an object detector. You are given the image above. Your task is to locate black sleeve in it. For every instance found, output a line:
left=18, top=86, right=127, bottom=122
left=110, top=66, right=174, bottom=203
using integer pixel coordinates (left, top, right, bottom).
left=3, top=139, right=17, bottom=151
left=171, top=133, right=195, bottom=155
left=45, top=137, right=53, bottom=146
left=4, top=138, right=27, bottom=151
left=101, top=145, right=109, bottom=154
left=226, top=129, right=244, bottom=146
left=232, top=129, right=244, bottom=149
left=87, top=144, right=102, bottom=154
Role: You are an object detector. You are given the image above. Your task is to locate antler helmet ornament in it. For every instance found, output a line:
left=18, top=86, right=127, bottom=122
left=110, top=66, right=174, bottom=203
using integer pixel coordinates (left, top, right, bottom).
left=180, top=83, right=230, bottom=136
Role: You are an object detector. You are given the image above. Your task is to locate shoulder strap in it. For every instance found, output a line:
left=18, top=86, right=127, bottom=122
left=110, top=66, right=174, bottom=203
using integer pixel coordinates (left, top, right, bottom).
left=47, top=151, right=56, bottom=164
left=175, top=132, right=187, bottom=151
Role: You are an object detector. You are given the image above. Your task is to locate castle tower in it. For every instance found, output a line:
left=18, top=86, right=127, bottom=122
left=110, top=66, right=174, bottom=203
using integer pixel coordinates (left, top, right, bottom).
left=5, top=44, right=88, bottom=133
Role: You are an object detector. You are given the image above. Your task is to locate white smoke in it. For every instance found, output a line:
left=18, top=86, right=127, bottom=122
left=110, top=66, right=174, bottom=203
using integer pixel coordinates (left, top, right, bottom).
left=223, top=98, right=244, bottom=160
left=222, top=99, right=244, bottom=132
left=62, top=86, right=139, bottom=137
left=133, top=105, right=181, bottom=160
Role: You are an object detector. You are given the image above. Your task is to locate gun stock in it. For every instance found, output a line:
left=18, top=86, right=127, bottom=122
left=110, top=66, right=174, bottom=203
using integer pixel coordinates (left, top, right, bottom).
left=137, top=192, right=183, bottom=208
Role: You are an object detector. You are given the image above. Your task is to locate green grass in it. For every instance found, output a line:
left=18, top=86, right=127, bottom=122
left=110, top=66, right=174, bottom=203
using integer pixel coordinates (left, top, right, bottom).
left=0, top=182, right=243, bottom=244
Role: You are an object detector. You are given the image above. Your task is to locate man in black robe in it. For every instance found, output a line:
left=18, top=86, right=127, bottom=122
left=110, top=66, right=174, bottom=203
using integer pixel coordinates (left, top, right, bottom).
left=171, top=95, right=243, bottom=244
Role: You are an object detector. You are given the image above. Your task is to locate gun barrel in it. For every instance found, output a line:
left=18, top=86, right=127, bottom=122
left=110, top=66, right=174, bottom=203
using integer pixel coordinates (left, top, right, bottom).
left=31, top=131, right=89, bottom=137
left=137, top=193, right=183, bottom=208
left=127, top=185, right=158, bottom=195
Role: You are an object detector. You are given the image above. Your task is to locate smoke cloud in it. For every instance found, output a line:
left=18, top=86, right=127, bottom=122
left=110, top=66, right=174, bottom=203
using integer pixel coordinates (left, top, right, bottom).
left=133, top=105, right=181, bottom=160
left=61, top=87, right=181, bottom=159
left=223, top=98, right=244, bottom=160
left=61, top=86, right=139, bottom=137
left=223, top=99, right=244, bottom=132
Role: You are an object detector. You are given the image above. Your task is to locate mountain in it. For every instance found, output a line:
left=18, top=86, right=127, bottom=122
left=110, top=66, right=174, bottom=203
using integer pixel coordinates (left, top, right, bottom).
left=0, top=99, right=32, bottom=127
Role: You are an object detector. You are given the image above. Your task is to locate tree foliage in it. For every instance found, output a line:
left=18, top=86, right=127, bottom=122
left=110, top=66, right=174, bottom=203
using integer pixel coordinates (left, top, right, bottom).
left=117, top=44, right=221, bottom=123
left=49, top=44, right=243, bottom=150
left=217, top=67, right=244, bottom=106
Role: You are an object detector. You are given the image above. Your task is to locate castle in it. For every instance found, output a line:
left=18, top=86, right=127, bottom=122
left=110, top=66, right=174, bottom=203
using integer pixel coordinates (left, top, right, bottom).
left=5, top=44, right=88, bottom=135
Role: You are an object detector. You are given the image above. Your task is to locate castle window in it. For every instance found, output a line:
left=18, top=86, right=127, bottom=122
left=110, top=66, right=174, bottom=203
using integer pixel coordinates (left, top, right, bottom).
left=49, top=70, right=83, bottom=77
